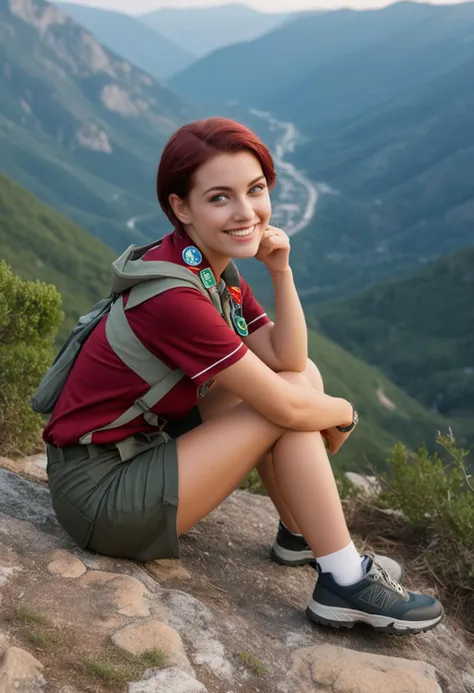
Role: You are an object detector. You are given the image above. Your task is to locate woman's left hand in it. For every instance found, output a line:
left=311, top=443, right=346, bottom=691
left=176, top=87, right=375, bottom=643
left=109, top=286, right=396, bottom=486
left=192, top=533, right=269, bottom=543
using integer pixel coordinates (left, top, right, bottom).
left=255, top=226, right=291, bottom=274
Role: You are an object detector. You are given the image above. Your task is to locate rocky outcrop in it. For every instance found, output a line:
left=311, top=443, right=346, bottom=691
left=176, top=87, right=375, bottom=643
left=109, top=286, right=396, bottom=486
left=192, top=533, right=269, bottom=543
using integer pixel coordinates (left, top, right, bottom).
left=0, top=453, right=472, bottom=693
left=291, top=644, right=443, bottom=693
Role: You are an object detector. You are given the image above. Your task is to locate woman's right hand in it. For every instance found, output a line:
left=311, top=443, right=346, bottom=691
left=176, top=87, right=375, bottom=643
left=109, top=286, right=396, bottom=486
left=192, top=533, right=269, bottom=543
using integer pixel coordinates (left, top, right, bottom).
left=322, top=425, right=356, bottom=455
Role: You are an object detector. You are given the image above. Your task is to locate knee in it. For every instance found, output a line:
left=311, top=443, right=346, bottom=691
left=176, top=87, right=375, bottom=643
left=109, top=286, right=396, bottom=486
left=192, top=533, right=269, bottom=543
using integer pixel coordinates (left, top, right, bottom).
left=303, top=358, right=325, bottom=392
left=277, top=360, right=324, bottom=393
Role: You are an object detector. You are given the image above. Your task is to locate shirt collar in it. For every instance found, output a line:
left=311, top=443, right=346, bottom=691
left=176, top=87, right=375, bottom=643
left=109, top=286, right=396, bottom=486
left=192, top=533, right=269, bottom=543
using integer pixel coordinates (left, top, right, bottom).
left=169, top=229, right=222, bottom=283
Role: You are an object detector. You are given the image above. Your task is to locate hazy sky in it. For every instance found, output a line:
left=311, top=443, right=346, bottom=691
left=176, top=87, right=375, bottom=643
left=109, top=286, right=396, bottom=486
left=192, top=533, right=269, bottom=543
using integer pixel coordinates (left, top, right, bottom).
left=59, top=0, right=470, bottom=16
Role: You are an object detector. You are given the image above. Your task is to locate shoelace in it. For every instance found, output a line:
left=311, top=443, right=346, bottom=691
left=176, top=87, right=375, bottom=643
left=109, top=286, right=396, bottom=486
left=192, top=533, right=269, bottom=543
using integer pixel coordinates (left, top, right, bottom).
left=372, top=563, right=406, bottom=596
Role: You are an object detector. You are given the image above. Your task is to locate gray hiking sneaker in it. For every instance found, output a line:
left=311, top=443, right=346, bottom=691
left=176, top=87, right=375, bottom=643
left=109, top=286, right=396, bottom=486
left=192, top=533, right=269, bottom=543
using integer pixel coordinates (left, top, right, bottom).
left=306, top=555, right=444, bottom=635
left=271, top=521, right=405, bottom=583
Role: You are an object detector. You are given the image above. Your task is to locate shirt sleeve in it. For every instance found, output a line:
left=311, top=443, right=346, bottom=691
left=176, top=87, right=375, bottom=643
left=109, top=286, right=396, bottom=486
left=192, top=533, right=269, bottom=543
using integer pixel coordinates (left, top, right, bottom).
left=126, top=287, right=248, bottom=386
left=240, top=277, right=272, bottom=335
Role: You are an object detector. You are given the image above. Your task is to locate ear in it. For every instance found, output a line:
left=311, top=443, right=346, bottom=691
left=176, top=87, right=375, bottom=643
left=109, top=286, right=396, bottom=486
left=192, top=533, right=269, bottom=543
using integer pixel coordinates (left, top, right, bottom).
left=169, top=194, right=192, bottom=224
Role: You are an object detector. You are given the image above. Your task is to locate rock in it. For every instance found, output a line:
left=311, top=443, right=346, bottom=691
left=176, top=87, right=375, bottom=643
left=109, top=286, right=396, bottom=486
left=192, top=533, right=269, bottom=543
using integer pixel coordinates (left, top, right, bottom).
left=112, top=620, right=193, bottom=674
left=291, top=644, right=442, bottom=693
left=148, top=559, right=191, bottom=581
left=0, top=466, right=472, bottom=693
left=463, top=673, right=474, bottom=693
left=0, top=633, right=10, bottom=658
left=128, top=667, right=208, bottom=693
left=0, top=454, right=47, bottom=483
left=0, top=565, right=21, bottom=588
left=47, top=550, right=87, bottom=578
left=163, top=591, right=233, bottom=678
left=78, top=571, right=150, bottom=617
left=345, top=472, right=381, bottom=495
left=0, top=646, right=46, bottom=692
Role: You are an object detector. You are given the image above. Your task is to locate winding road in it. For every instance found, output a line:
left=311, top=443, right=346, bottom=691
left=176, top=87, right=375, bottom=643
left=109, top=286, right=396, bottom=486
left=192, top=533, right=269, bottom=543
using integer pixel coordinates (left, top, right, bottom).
left=249, top=108, right=321, bottom=237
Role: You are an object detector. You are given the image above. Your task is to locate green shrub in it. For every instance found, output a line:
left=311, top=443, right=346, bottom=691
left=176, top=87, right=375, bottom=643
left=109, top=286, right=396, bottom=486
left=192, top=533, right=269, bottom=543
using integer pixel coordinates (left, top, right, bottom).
left=380, top=433, right=474, bottom=586
left=0, top=261, right=63, bottom=456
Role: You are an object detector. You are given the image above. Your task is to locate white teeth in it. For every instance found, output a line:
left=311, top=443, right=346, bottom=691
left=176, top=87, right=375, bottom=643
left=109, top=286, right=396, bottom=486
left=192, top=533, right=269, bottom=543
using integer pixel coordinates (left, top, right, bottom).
left=226, top=226, right=255, bottom=237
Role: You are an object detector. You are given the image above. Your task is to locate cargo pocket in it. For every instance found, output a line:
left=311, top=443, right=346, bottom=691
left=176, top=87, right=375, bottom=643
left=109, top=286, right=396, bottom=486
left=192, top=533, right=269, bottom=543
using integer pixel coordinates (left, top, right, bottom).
left=52, top=493, right=93, bottom=549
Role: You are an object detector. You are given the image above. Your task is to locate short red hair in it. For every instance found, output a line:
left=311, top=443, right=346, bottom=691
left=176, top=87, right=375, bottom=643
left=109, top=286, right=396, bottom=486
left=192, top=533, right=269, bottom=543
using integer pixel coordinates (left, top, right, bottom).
left=157, top=117, right=276, bottom=227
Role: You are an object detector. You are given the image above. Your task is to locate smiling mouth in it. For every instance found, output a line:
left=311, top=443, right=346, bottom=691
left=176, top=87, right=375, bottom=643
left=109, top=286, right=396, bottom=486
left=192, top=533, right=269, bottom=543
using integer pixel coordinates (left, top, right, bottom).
left=224, top=225, right=257, bottom=238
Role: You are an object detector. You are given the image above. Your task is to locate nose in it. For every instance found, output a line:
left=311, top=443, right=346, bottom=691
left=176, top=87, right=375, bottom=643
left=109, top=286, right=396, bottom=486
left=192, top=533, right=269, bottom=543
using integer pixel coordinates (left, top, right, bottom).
left=232, top=195, right=255, bottom=222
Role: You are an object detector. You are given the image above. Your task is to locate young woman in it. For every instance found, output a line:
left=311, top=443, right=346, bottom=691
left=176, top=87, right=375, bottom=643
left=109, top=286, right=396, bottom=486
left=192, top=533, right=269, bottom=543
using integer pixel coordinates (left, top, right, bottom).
left=44, top=117, right=443, bottom=635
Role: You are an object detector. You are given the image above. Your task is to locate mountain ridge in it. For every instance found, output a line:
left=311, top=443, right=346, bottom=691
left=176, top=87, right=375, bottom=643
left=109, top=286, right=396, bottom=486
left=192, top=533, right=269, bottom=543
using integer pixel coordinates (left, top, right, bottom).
left=55, top=2, right=195, bottom=80
left=140, top=3, right=290, bottom=59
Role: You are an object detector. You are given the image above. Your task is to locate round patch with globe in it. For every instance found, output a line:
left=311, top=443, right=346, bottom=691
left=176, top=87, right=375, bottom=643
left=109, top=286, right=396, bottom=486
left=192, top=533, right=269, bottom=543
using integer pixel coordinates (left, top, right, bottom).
left=182, top=246, right=203, bottom=267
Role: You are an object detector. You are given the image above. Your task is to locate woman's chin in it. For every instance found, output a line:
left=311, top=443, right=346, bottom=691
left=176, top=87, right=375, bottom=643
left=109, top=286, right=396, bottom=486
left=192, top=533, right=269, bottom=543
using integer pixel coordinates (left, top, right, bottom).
left=229, top=244, right=260, bottom=261
left=222, top=234, right=262, bottom=260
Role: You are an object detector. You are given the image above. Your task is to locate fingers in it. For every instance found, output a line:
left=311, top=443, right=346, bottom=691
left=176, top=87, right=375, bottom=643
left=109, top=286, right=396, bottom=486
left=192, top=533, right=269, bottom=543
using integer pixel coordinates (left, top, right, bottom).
left=263, top=225, right=288, bottom=239
left=260, top=228, right=290, bottom=251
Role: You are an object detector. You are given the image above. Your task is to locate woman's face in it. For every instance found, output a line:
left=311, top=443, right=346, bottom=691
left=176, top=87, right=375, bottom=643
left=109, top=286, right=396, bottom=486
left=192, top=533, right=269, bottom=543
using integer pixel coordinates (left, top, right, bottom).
left=171, top=151, right=272, bottom=266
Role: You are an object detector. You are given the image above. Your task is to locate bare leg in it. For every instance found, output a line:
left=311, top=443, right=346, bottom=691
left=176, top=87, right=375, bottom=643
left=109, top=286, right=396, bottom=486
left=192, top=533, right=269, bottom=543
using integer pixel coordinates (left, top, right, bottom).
left=256, top=359, right=324, bottom=534
left=198, top=359, right=325, bottom=535
left=178, top=372, right=351, bottom=558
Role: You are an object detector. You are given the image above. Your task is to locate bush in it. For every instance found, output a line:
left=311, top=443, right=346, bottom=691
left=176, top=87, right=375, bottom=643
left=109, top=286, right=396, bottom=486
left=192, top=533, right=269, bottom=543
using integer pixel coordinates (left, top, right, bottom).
left=380, top=433, right=474, bottom=594
left=0, top=261, right=63, bottom=456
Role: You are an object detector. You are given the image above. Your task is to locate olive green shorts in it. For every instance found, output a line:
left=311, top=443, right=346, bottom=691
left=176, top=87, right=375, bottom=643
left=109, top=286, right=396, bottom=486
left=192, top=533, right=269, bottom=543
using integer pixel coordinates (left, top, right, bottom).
left=46, top=407, right=201, bottom=563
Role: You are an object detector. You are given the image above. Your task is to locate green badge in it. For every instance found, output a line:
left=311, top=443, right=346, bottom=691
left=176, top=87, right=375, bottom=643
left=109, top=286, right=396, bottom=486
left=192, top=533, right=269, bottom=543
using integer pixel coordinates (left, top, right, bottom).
left=234, top=315, right=249, bottom=337
left=200, top=268, right=217, bottom=289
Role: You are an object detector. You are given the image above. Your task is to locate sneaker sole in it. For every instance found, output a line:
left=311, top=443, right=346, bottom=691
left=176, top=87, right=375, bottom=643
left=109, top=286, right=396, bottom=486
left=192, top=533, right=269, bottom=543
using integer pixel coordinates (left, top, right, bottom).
left=306, top=600, right=444, bottom=635
left=270, top=544, right=314, bottom=566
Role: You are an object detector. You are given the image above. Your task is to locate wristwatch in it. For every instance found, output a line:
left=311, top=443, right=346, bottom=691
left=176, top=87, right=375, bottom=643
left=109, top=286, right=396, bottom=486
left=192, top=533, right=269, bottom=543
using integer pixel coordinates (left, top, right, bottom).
left=336, top=405, right=359, bottom=433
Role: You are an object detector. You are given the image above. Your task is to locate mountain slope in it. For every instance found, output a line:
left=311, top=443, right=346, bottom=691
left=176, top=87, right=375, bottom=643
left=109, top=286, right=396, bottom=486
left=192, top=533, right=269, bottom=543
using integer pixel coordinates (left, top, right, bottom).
left=55, top=2, right=195, bottom=80
left=304, top=329, right=463, bottom=473
left=140, top=4, right=289, bottom=59
left=0, top=171, right=114, bottom=338
left=286, top=52, right=474, bottom=300
left=310, top=246, right=474, bottom=421
left=171, top=2, right=474, bottom=119
left=0, top=0, right=193, bottom=254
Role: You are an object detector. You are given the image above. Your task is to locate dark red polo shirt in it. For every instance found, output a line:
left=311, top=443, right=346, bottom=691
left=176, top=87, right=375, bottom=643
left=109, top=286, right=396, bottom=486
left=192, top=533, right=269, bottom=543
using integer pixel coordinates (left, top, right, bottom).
left=43, top=230, right=270, bottom=447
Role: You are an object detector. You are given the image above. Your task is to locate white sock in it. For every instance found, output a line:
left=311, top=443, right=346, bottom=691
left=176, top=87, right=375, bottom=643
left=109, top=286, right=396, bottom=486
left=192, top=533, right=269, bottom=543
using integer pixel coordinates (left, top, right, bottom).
left=316, top=541, right=365, bottom=586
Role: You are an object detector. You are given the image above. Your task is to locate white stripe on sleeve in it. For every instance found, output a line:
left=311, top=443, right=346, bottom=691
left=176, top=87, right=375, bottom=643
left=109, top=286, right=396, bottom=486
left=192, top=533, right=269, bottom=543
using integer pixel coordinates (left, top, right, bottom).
left=191, top=343, right=244, bottom=380
left=246, top=313, right=268, bottom=328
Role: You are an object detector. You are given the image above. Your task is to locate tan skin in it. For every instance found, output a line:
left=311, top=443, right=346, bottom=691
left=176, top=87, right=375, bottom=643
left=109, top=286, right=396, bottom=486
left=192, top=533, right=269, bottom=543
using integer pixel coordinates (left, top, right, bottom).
left=169, top=150, right=355, bottom=558
left=197, top=358, right=327, bottom=535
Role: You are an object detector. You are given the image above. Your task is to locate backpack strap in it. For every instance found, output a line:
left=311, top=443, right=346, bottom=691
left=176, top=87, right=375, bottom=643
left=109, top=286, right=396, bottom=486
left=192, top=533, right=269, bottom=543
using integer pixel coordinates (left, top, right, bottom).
left=80, top=255, right=242, bottom=444
left=124, top=263, right=208, bottom=310
left=221, top=260, right=240, bottom=289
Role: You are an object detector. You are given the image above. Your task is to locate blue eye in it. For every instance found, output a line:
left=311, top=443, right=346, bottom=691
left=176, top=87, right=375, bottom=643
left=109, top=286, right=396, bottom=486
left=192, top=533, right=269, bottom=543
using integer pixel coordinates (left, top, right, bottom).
left=210, top=194, right=228, bottom=203
left=250, top=184, right=265, bottom=194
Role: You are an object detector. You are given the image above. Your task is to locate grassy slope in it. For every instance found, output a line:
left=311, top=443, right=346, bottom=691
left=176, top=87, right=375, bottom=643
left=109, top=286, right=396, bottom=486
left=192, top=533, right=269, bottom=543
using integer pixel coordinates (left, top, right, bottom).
left=305, top=329, right=456, bottom=473
left=309, top=246, right=474, bottom=422
left=0, top=172, right=114, bottom=338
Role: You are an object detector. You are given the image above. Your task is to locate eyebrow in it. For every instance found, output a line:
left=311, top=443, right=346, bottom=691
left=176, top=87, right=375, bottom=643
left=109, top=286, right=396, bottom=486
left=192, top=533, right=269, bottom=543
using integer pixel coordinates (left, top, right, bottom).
left=203, top=175, right=265, bottom=196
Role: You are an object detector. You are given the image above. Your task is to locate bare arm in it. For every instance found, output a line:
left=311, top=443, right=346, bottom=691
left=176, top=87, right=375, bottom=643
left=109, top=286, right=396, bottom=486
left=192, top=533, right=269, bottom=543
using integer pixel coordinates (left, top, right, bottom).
left=269, top=267, right=307, bottom=371
left=246, top=227, right=307, bottom=372
left=213, top=349, right=352, bottom=432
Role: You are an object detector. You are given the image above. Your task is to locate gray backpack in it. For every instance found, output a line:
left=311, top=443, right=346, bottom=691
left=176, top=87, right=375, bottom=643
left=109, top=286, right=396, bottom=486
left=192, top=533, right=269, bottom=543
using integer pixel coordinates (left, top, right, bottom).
left=32, top=239, right=242, bottom=444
